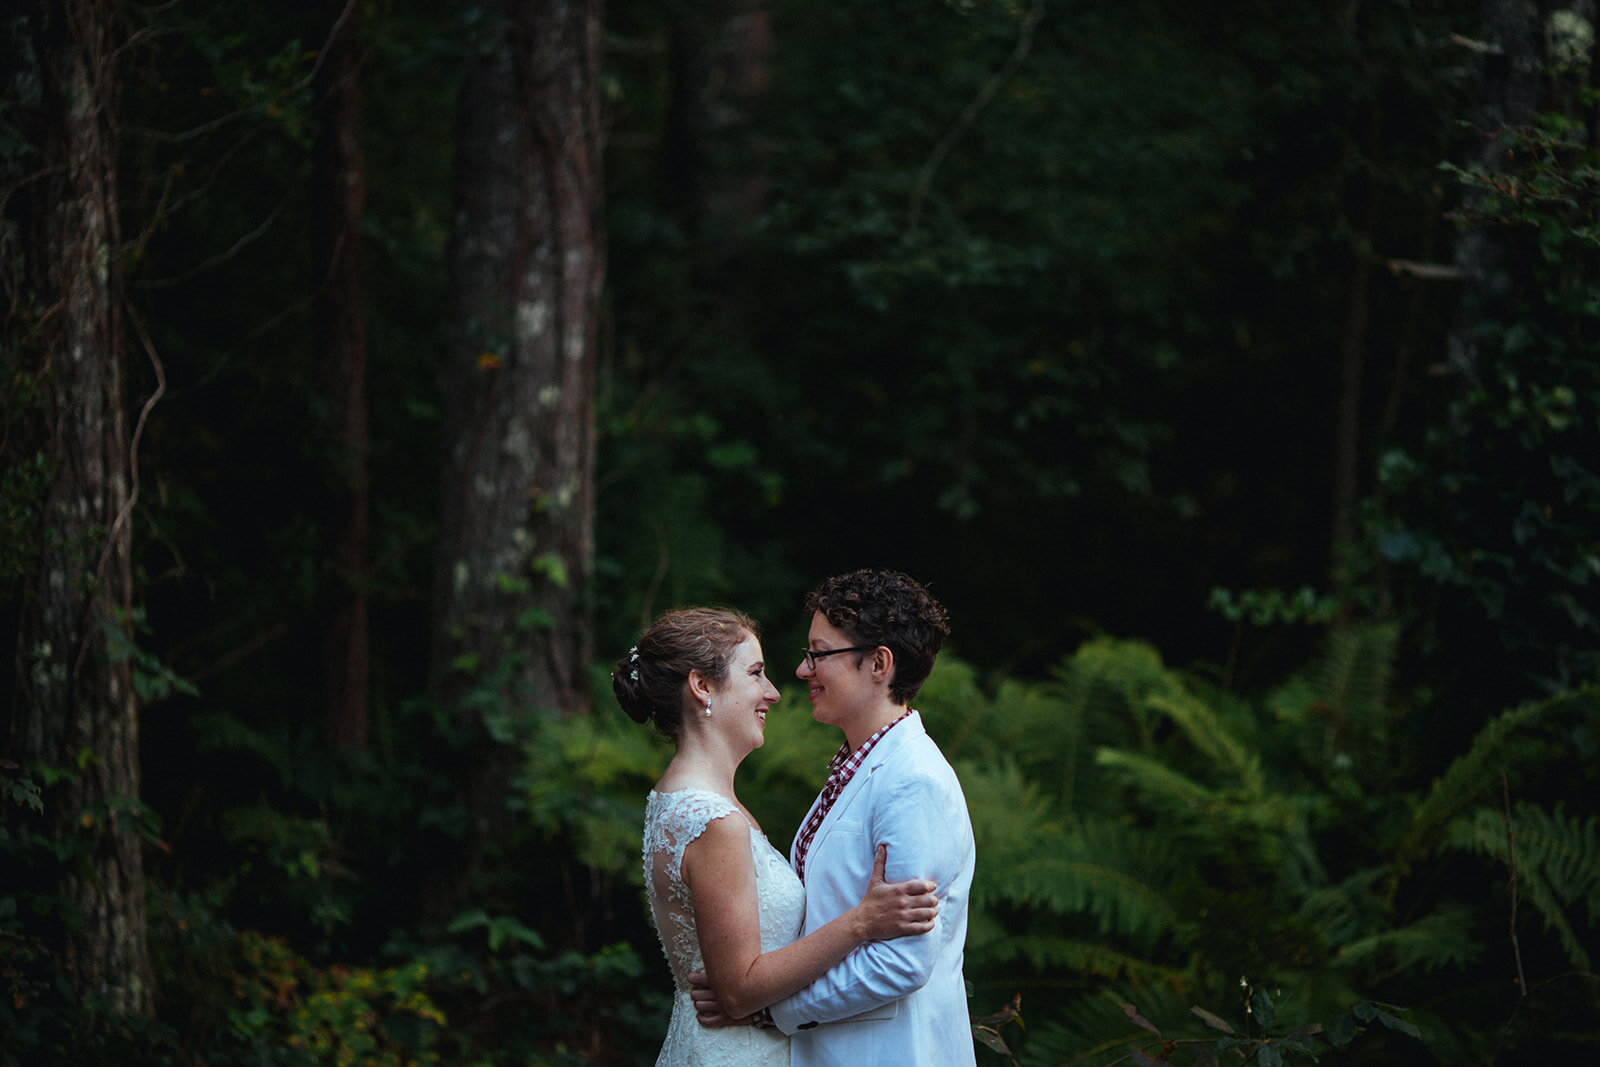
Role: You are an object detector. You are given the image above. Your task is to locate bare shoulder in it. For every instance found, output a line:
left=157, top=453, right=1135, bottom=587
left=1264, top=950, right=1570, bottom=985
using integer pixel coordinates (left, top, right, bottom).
left=682, top=806, right=759, bottom=889
left=683, top=804, right=753, bottom=858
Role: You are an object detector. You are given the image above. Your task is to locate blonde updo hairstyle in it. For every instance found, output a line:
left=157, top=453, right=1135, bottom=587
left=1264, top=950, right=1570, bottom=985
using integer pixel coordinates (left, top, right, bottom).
left=613, top=607, right=758, bottom=740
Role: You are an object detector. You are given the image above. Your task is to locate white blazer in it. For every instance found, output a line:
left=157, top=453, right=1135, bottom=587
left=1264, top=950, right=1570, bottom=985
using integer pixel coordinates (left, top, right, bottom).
left=770, top=711, right=978, bottom=1067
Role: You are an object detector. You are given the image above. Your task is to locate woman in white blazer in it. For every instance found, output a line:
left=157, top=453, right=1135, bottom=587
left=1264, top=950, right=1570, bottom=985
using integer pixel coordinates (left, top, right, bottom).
left=697, top=569, right=979, bottom=1066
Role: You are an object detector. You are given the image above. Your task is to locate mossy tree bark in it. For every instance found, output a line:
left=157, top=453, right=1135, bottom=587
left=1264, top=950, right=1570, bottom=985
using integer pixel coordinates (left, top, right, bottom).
left=427, top=0, right=603, bottom=909
left=1, top=0, right=152, bottom=1016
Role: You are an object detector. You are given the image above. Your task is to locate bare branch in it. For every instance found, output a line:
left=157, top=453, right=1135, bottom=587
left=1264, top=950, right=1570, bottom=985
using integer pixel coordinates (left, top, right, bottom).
left=1491, top=773, right=1528, bottom=1065
left=1386, top=257, right=1464, bottom=280
left=907, top=0, right=1046, bottom=235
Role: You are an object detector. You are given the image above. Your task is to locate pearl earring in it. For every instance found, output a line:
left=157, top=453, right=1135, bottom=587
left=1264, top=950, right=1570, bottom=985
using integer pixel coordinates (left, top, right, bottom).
left=704, top=698, right=712, bottom=717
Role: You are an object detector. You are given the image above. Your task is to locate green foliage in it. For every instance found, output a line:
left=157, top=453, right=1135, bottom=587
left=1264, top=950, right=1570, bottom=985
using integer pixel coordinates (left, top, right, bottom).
left=910, top=632, right=1598, bottom=1063
left=0, top=759, right=42, bottom=820
left=0, top=451, right=48, bottom=584
left=10, top=0, right=1599, bottom=1063
left=219, top=931, right=447, bottom=1066
left=1034, top=980, right=1423, bottom=1067
left=1444, top=801, right=1600, bottom=970
left=1208, top=586, right=1338, bottom=628
left=1376, top=113, right=1600, bottom=709
left=522, top=673, right=670, bottom=880
left=1397, top=689, right=1585, bottom=865
left=102, top=607, right=200, bottom=704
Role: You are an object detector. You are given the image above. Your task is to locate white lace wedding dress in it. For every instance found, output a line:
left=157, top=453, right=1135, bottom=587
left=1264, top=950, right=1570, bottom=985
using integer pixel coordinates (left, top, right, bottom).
left=642, top=787, right=804, bottom=1066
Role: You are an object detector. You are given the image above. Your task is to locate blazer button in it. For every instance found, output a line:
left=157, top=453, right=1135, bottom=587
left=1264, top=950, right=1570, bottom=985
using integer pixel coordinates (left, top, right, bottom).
left=798, top=1021, right=819, bottom=1030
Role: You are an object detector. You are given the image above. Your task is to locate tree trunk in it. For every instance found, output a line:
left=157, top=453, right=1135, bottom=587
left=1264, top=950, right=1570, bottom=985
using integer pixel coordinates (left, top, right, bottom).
left=662, top=0, right=771, bottom=279
left=1, top=0, right=152, bottom=1016
left=1330, top=96, right=1381, bottom=603
left=1445, top=0, right=1552, bottom=399
left=428, top=0, right=603, bottom=904
left=310, top=0, right=372, bottom=752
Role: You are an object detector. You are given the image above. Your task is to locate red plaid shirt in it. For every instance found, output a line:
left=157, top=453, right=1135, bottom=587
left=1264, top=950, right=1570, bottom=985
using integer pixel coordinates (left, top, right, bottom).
left=793, top=711, right=912, bottom=883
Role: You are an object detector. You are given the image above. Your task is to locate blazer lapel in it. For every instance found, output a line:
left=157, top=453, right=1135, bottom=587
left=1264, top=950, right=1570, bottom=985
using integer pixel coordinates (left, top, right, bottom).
left=799, top=713, right=927, bottom=868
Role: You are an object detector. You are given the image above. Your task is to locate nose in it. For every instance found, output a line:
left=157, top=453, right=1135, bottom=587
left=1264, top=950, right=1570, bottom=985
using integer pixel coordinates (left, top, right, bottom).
left=796, top=657, right=813, bottom=681
left=765, top=678, right=781, bottom=702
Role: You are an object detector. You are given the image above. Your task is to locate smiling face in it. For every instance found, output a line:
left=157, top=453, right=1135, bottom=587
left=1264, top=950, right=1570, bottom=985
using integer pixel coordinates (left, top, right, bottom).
left=712, top=634, right=782, bottom=751
left=796, top=612, right=876, bottom=733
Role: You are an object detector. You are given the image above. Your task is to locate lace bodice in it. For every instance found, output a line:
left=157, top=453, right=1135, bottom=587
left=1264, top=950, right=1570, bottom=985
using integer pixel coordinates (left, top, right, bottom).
left=641, top=787, right=803, bottom=1065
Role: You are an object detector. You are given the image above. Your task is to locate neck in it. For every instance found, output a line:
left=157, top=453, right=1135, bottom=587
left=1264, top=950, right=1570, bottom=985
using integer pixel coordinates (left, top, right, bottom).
left=662, top=729, right=743, bottom=795
left=842, top=702, right=910, bottom=752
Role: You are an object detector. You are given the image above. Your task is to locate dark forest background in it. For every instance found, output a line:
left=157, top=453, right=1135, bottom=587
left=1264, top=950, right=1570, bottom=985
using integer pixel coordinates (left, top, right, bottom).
left=3, top=0, right=1598, bottom=1063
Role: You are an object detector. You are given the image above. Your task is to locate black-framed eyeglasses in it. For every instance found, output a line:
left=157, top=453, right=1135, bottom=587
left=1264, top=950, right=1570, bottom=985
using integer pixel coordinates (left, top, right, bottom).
left=800, top=645, right=875, bottom=670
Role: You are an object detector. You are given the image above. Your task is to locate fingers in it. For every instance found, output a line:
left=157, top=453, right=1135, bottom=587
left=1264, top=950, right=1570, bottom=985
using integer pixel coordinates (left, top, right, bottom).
left=871, top=842, right=887, bottom=883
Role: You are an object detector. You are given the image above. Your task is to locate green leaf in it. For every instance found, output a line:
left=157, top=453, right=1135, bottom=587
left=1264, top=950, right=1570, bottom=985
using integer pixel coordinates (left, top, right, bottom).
left=1192, top=1005, right=1236, bottom=1033
left=1121, top=1002, right=1160, bottom=1033
left=1251, top=987, right=1276, bottom=1030
left=531, top=552, right=569, bottom=587
left=974, top=1028, right=1012, bottom=1055
left=1281, top=1023, right=1322, bottom=1053
left=1325, top=1014, right=1359, bottom=1048
left=1373, top=1009, right=1421, bottom=1039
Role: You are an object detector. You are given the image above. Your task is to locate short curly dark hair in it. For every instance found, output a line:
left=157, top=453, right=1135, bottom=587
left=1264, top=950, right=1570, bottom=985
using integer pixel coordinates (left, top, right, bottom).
left=803, top=569, right=949, bottom=705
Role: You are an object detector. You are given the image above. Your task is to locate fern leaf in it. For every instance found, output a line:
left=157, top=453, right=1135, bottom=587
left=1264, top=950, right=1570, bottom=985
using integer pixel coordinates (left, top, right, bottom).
left=1333, top=905, right=1480, bottom=977
left=1025, top=984, right=1203, bottom=1067
left=1399, top=690, right=1587, bottom=865
left=1146, top=690, right=1263, bottom=795
left=1443, top=802, right=1600, bottom=969
left=1297, top=867, right=1393, bottom=948
left=974, top=932, right=1190, bottom=985
left=1318, top=623, right=1398, bottom=729
left=1005, top=849, right=1184, bottom=945
left=1059, top=638, right=1188, bottom=750
left=1095, top=748, right=1220, bottom=810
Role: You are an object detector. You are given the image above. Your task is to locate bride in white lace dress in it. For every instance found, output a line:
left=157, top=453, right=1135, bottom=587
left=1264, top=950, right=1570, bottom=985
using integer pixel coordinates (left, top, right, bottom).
left=614, top=608, right=938, bottom=1066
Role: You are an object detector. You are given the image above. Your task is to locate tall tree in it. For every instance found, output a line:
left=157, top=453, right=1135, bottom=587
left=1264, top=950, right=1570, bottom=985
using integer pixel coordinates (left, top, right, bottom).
left=429, top=0, right=604, bottom=903
left=661, top=0, right=772, bottom=278
left=309, top=0, right=372, bottom=751
left=0, top=0, right=152, bottom=1015
left=1377, top=0, right=1600, bottom=704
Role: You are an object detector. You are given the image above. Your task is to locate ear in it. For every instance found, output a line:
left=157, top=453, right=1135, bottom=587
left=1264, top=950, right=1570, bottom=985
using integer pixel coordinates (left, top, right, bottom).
left=686, top=669, right=716, bottom=706
left=869, top=646, right=896, bottom=687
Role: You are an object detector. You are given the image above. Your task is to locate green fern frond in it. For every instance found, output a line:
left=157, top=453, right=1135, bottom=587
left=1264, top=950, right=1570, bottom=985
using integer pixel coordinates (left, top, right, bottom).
left=915, top=655, right=990, bottom=758
left=974, top=932, right=1190, bottom=986
left=960, top=757, right=1068, bottom=911
left=190, top=712, right=300, bottom=789
left=1296, top=867, right=1393, bottom=949
left=1003, top=831, right=1185, bottom=944
left=1443, top=802, right=1600, bottom=969
left=1146, top=690, right=1264, bottom=795
left=1029, top=670, right=1093, bottom=811
left=1318, top=622, right=1398, bottom=729
left=1058, top=637, right=1188, bottom=751
left=1095, top=747, right=1220, bottom=811
left=1399, top=691, right=1580, bottom=865
left=1024, top=984, right=1202, bottom=1067
left=1333, top=905, right=1480, bottom=977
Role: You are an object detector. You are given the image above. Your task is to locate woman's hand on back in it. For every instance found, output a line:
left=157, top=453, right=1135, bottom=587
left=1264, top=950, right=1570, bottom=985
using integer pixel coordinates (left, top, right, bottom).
left=854, top=843, right=938, bottom=941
